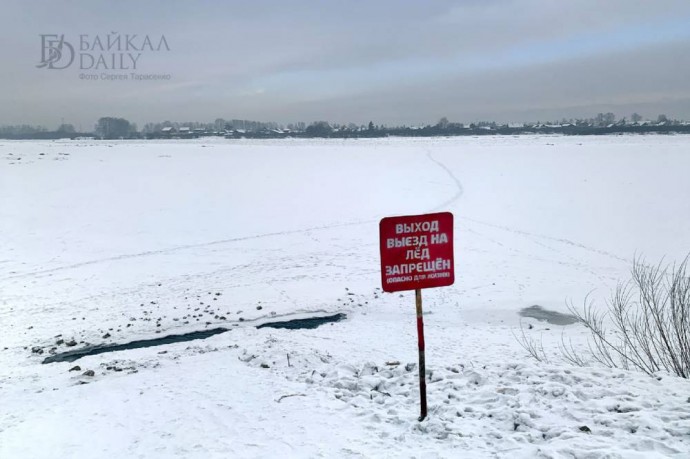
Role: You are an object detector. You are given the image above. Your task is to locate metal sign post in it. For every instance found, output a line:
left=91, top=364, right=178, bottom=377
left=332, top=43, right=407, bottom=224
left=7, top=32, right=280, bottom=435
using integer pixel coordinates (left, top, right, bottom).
left=415, top=288, right=427, bottom=421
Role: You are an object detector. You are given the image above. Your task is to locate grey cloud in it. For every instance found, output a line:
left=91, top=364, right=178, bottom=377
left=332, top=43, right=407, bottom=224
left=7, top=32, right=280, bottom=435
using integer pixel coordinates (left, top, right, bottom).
left=1, top=0, right=689, bottom=127
left=267, top=40, right=690, bottom=124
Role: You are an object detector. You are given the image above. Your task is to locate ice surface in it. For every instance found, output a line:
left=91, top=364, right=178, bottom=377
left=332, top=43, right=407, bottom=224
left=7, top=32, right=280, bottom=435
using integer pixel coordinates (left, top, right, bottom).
left=1, top=136, right=689, bottom=457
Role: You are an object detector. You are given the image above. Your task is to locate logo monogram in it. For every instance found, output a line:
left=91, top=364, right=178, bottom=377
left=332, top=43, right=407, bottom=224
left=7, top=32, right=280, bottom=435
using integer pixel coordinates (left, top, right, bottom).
left=37, top=34, right=75, bottom=69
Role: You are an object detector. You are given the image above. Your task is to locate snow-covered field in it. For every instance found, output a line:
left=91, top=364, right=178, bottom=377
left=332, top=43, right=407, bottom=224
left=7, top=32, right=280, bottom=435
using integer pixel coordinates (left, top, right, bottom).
left=1, top=135, right=689, bottom=458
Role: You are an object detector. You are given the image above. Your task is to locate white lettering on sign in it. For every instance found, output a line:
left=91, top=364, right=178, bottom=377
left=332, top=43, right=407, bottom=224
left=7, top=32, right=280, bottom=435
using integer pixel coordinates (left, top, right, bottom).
left=385, top=258, right=451, bottom=276
left=386, top=275, right=414, bottom=284
left=395, top=220, right=440, bottom=234
left=386, top=235, right=428, bottom=249
left=405, top=248, right=431, bottom=261
left=430, top=233, right=448, bottom=244
left=426, top=272, right=451, bottom=279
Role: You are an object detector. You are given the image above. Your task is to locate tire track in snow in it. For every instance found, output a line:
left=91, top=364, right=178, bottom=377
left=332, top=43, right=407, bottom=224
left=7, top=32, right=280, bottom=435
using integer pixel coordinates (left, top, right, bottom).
left=423, top=150, right=629, bottom=265
left=0, top=220, right=375, bottom=281
left=2, top=152, right=466, bottom=282
left=460, top=216, right=630, bottom=264
left=4, top=148, right=626, bottom=283
left=426, top=150, right=464, bottom=212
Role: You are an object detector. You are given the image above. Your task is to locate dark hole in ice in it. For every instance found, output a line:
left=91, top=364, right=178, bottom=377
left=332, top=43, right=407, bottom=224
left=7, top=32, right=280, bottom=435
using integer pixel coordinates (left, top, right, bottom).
left=42, top=327, right=228, bottom=364
left=42, top=313, right=346, bottom=364
left=257, top=313, right=347, bottom=330
left=519, top=305, right=579, bottom=326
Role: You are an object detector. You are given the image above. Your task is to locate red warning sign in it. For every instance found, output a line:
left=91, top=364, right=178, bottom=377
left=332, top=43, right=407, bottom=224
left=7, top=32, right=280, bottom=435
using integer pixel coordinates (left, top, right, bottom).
left=379, top=212, right=455, bottom=293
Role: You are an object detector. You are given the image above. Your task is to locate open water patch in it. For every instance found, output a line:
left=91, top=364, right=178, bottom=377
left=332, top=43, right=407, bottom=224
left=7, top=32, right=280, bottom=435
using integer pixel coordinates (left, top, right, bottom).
left=519, top=305, right=579, bottom=326
left=257, top=313, right=346, bottom=330
left=42, top=313, right=346, bottom=364
left=42, top=327, right=228, bottom=364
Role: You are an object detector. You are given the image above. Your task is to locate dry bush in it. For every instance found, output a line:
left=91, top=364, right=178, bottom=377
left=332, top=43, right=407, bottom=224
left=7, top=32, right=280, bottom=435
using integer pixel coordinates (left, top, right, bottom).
left=568, top=255, right=690, bottom=378
left=513, top=321, right=550, bottom=363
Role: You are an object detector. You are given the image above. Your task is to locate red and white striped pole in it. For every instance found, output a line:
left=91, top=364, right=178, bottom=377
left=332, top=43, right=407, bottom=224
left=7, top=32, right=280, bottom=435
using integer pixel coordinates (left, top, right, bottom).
left=415, top=288, right=427, bottom=421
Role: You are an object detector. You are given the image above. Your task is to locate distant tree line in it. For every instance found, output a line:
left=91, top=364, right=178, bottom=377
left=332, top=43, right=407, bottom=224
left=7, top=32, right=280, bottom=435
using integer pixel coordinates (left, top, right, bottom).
left=140, top=118, right=283, bottom=134
left=94, top=117, right=138, bottom=139
left=1, top=112, right=689, bottom=140
left=0, top=124, right=93, bottom=140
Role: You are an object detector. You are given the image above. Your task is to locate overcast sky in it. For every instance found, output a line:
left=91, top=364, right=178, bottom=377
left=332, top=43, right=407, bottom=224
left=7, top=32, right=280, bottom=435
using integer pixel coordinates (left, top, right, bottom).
left=2, top=0, right=690, bottom=129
